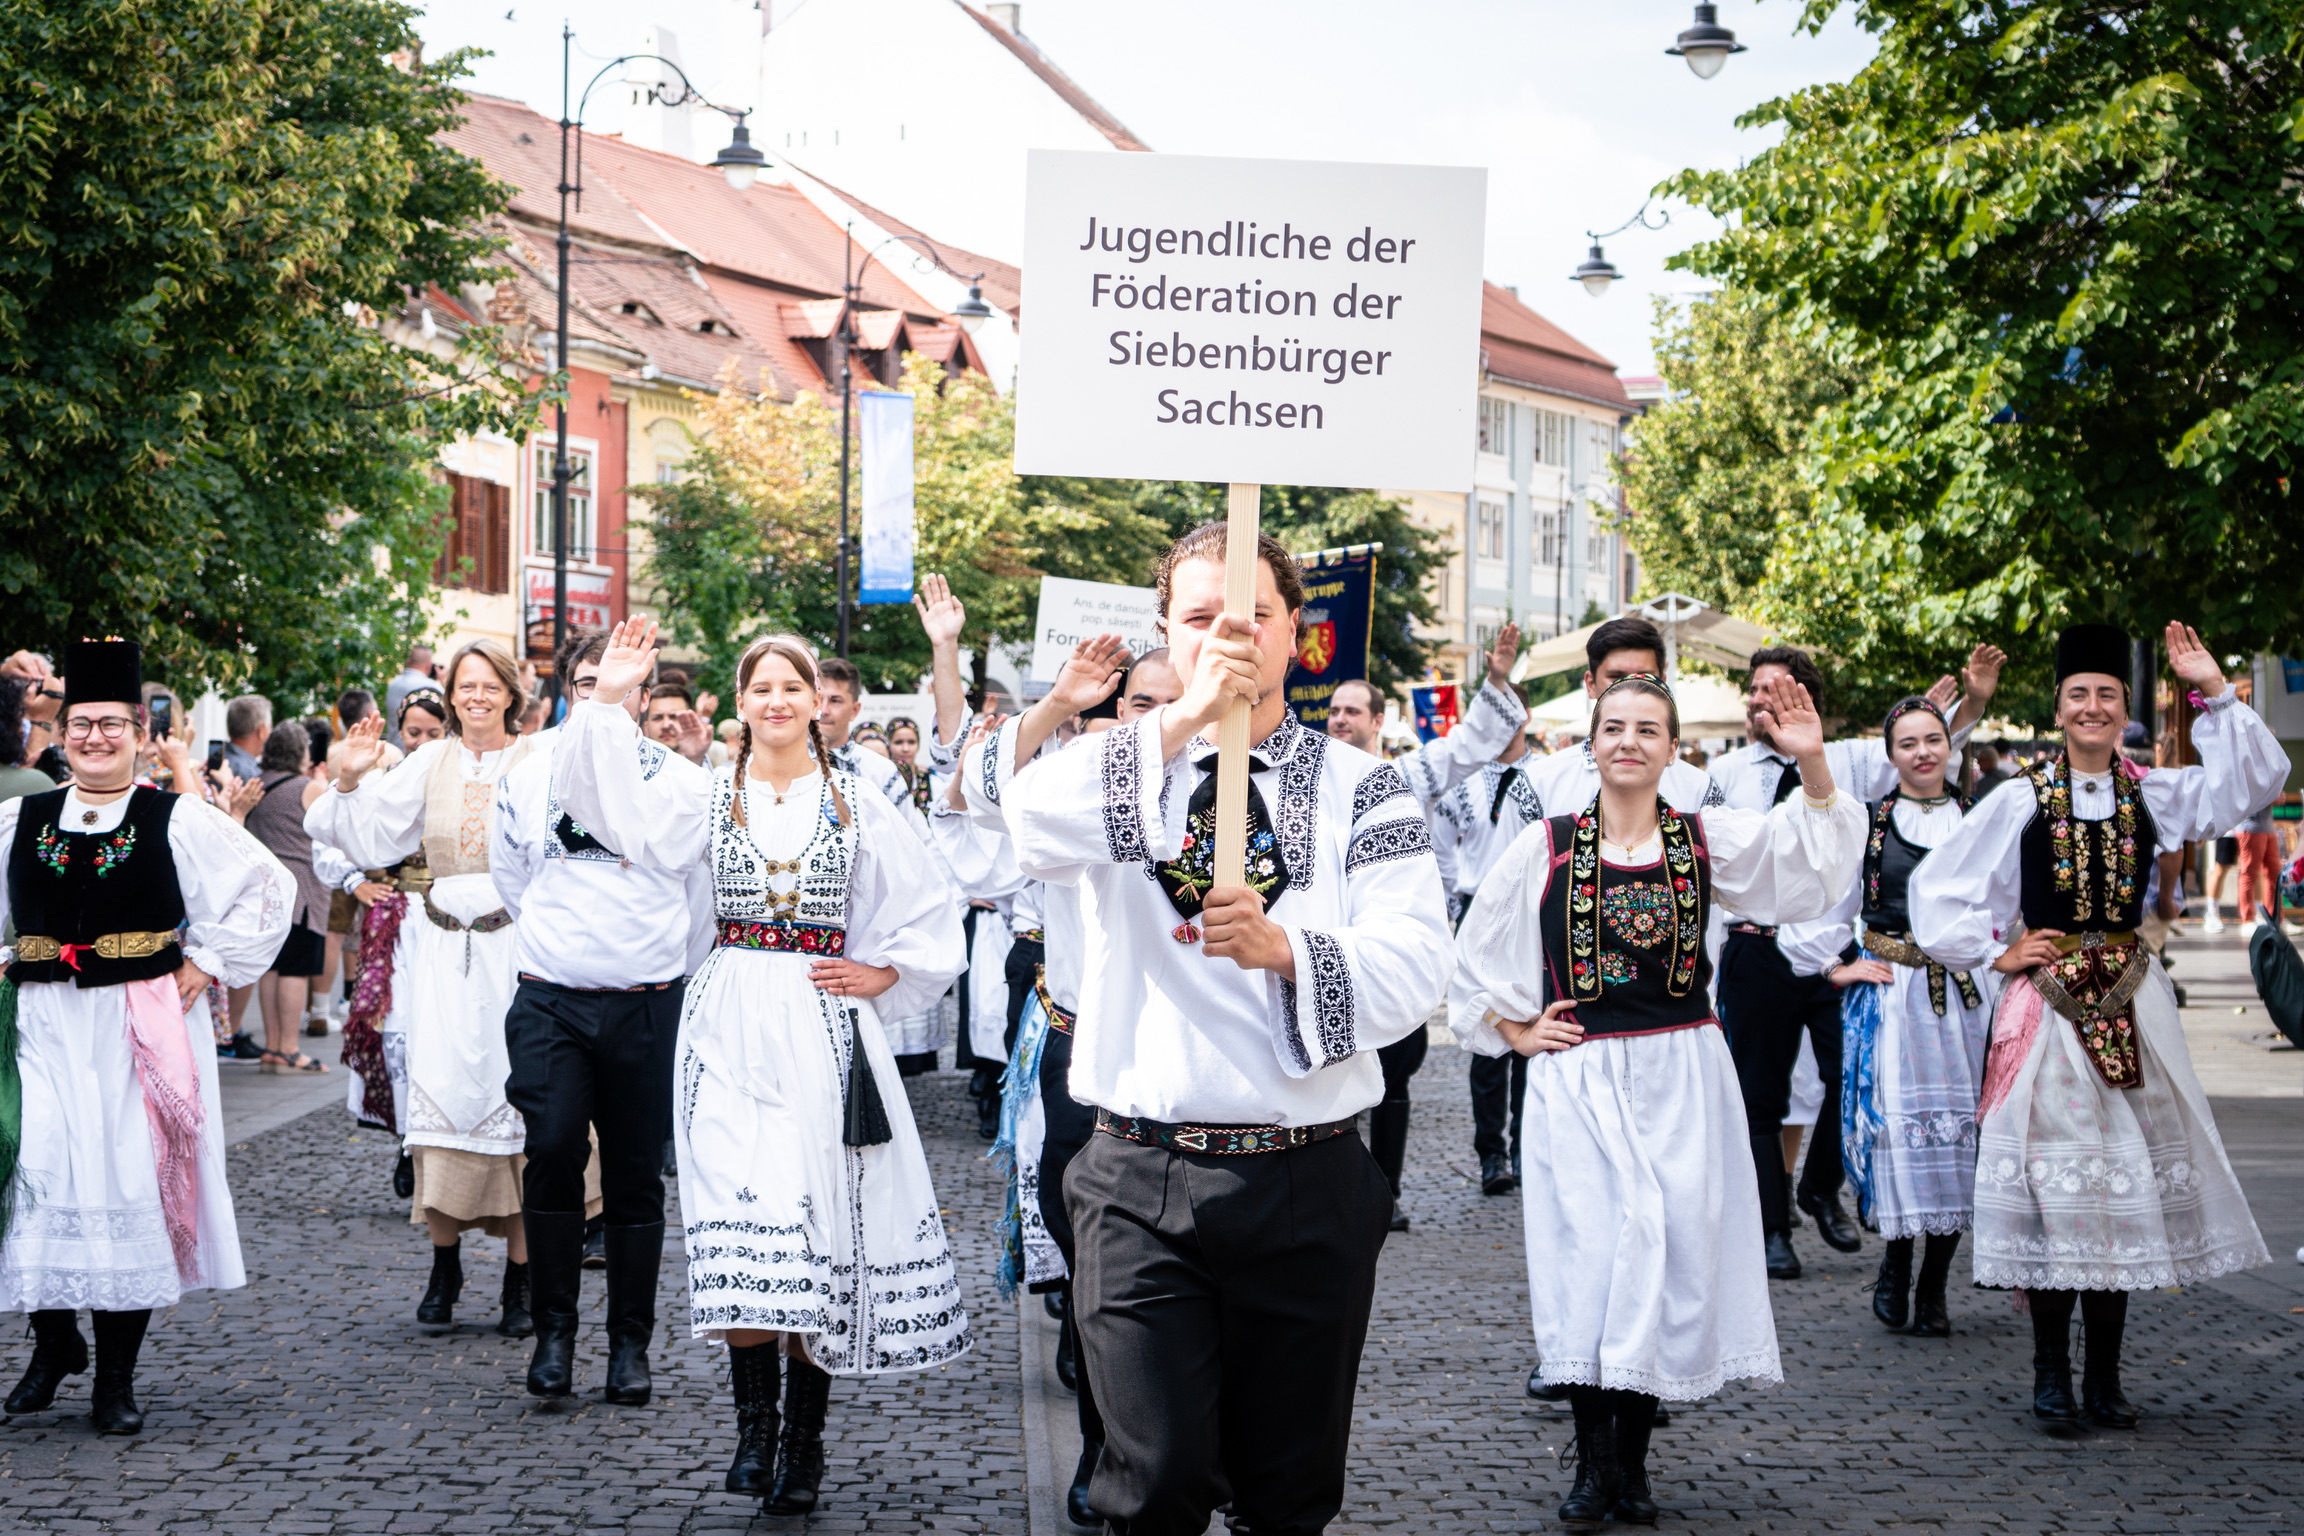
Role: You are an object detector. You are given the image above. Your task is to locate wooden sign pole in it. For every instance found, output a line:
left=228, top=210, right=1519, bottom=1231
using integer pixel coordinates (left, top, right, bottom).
left=1212, top=481, right=1261, bottom=890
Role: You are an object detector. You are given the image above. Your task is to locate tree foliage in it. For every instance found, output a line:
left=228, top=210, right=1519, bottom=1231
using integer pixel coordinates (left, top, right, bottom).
left=1665, top=0, right=2304, bottom=718
left=0, top=0, right=527, bottom=706
left=643, top=359, right=1449, bottom=703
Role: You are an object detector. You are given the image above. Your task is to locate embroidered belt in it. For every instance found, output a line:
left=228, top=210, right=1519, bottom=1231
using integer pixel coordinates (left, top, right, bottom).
left=1033, top=966, right=1076, bottom=1034
left=716, top=919, right=846, bottom=957
left=1727, top=923, right=1778, bottom=939
left=1859, top=930, right=1982, bottom=1016
left=423, top=892, right=512, bottom=977
left=1095, top=1109, right=1354, bottom=1156
left=13, top=931, right=176, bottom=965
left=2028, top=931, right=2147, bottom=1090
left=1017, top=928, right=1045, bottom=944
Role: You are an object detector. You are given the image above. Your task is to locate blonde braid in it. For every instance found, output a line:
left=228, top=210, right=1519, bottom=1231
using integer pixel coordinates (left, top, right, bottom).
left=729, top=724, right=754, bottom=828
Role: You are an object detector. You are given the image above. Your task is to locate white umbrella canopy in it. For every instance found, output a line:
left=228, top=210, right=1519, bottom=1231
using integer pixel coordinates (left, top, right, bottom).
left=1528, top=673, right=1749, bottom=741
left=1510, top=593, right=1776, bottom=686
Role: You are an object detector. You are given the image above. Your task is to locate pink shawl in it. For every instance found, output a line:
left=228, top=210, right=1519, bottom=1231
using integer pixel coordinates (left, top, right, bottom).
left=123, top=976, right=205, bottom=1285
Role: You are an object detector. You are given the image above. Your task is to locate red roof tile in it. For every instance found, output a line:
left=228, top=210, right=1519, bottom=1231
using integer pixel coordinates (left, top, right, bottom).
left=1478, top=282, right=1630, bottom=411
left=790, top=168, right=1025, bottom=317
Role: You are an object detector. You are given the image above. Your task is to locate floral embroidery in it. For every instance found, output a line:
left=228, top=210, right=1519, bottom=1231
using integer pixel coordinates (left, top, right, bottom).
left=1598, top=951, right=1638, bottom=986
left=2027, top=756, right=2141, bottom=925
left=1564, top=795, right=1702, bottom=1001
left=91, top=823, right=136, bottom=878
left=716, top=918, right=847, bottom=957
left=31, top=821, right=137, bottom=879
left=34, top=822, right=68, bottom=877
left=1601, top=880, right=1675, bottom=950
left=1155, top=806, right=1282, bottom=919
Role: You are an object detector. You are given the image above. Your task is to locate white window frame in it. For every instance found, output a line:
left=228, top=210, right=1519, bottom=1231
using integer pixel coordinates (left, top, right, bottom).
left=532, top=437, right=599, bottom=563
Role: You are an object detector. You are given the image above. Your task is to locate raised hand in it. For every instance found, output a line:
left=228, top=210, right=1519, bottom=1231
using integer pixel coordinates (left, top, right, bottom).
left=1486, top=621, right=1522, bottom=691
left=669, top=708, right=713, bottom=763
left=2164, top=622, right=2227, bottom=698
left=694, top=689, right=719, bottom=720
left=1924, top=675, right=1958, bottom=714
left=1049, top=634, right=1130, bottom=717
left=593, top=616, right=660, bottom=707
left=335, top=714, right=387, bottom=789
left=913, top=573, right=966, bottom=650
left=1962, top=643, right=2007, bottom=704
left=1754, top=673, right=1837, bottom=802
left=227, top=774, right=265, bottom=822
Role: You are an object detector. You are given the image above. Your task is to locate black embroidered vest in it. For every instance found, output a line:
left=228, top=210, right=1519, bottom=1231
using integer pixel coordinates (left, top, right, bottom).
left=2017, top=758, right=2155, bottom=933
left=1537, top=806, right=1716, bottom=1038
left=1860, top=797, right=1929, bottom=936
left=6, top=786, right=187, bottom=987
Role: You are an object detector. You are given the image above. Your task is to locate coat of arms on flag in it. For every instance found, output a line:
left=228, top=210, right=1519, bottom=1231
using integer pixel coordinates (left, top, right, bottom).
left=1296, top=620, right=1337, bottom=674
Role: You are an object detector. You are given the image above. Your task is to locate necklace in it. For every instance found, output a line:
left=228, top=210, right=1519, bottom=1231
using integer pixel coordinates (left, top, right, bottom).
left=1912, top=793, right=1954, bottom=815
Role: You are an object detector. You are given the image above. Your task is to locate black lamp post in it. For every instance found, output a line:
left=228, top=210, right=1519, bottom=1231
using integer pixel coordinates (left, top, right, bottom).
left=1567, top=200, right=1670, bottom=299
left=550, top=27, right=763, bottom=705
left=1665, top=3, right=1748, bottom=79
left=830, top=230, right=993, bottom=658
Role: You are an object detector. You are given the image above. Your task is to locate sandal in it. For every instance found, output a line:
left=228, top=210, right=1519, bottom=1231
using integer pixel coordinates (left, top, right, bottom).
left=259, top=1051, right=329, bottom=1075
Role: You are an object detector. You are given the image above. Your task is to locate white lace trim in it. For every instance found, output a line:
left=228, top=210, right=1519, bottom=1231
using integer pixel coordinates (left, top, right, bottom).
left=1533, top=1349, right=1782, bottom=1404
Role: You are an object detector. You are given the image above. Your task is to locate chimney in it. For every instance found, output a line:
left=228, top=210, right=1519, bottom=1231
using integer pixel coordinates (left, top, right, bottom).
left=988, top=4, right=1021, bottom=33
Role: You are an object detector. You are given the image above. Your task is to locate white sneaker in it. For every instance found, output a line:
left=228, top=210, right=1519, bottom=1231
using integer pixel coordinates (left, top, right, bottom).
left=2201, top=910, right=2224, bottom=934
left=2241, top=919, right=2263, bottom=940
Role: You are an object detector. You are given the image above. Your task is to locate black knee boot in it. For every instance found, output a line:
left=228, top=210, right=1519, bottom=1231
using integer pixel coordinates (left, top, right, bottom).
left=1908, top=1232, right=1961, bottom=1337
left=1054, top=1292, right=1079, bottom=1393
left=496, top=1259, right=532, bottom=1339
left=1608, top=1389, right=1660, bottom=1525
left=417, top=1240, right=461, bottom=1333
left=1070, top=1334, right=1105, bottom=1528
left=2080, top=1291, right=2139, bottom=1428
left=5, top=1310, right=88, bottom=1413
left=1752, top=1133, right=1800, bottom=1279
left=89, top=1309, right=150, bottom=1436
left=603, top=1222, right=664, bottom=1406
left=765, top=1355, right=831, bottom=1515
left=724, top=1341, right=781, bottom=1494
left=524, top=1209, right=587, bottom=1397
left=1872, top=1238, right=1913, bottom=1329
left=1558, top=1386, right=1621, bottom=1527
left=2029, top=1288, right=2078, bottom=1425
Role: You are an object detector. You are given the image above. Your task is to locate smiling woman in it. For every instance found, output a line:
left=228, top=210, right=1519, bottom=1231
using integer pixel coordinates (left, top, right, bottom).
left=1451, top=669, right=1865, bottom=1524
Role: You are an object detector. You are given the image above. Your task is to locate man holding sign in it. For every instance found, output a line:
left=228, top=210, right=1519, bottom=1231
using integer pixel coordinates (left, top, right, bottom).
left=1009, top=524, right=1450, bottom=1534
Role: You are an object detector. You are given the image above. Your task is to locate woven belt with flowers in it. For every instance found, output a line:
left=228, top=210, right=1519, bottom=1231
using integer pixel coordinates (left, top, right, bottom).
left=1095, top=1109, right=1353, bottom=1156
left=716, top=919, right=846, bottom=957
left=2029, top=929, right=2147, bottom=1090
left=1033, top=966, right=1076, bottom=1034
left=1859, top=929, right=1982, bottom=1016
left=13, top=931, right=176, bottom=966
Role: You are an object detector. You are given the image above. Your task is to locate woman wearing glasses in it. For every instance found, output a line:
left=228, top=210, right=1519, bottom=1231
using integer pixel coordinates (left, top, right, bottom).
left=0, top=640, right=292, bottom=1433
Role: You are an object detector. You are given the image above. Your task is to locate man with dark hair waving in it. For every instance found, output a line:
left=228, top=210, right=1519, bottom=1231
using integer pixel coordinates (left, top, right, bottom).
left=1009, top=522, right=1453, bottom=1536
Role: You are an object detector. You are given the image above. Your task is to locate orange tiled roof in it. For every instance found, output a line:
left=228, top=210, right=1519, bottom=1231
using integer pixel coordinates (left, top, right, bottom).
left=1478, top=283, right=1631, bottom=411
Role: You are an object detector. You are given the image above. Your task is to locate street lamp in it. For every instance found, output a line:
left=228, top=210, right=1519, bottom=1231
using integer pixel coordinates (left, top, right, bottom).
left=548, top=27, right=765, bottom=706
left=1567, top=201, right=1669, bottom=299
left=831, top=232, right=995, bottom=657
left=1665, top=4, right=1747, bottom=79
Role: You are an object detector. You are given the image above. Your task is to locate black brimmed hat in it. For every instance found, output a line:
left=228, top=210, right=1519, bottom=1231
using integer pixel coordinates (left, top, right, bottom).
left=61, top=638, right=142, bottom=709
left=2054, top=624, right=2129, bottom=686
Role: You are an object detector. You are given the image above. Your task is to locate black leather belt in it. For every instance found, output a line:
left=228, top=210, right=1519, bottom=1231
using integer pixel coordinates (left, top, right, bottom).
left=1095, top=1109, right=1354, bottom=1156
left=1727, top=923, right=1778, bottom=939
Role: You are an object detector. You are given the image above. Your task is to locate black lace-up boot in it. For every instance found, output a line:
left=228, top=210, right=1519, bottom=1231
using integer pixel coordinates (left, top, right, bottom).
left=1908, top=1232, right=1960, bottom=1337
left=5, top=1310, right=87, bottom=1413
left=416, top=1240, right=461, bottom=1333
left=765, top=1355, right=832, bottom=1514
left=1557, top=1386, right=1621, bottom=1528
left=723, top=1341, right=780, bottom=1494
left=1872, top=1238, right=1913, bottom=1329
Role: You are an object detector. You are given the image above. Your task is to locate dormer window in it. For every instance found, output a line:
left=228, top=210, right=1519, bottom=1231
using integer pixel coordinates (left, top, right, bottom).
left=617, top=301, right=664, bottom=325
left=695, top=318, right=718, bottom=334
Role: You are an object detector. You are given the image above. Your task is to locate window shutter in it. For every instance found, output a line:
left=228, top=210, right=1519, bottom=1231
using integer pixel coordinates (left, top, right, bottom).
left=486, top=481, right=510, bottom=593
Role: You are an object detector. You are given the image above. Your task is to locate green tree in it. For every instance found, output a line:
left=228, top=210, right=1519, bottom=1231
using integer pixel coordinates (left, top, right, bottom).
left=0, top=0, right=527, bottom=706
left=1666, top=0, right=2304, bottom=718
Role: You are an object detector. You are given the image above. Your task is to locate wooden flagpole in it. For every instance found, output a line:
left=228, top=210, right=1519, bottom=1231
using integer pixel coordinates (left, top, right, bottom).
left=1212, top=481, right=1261, bottom=889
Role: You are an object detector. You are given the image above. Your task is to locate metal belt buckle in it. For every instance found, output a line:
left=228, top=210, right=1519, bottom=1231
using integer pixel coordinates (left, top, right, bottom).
left=2079, top=932, right=2105, bottom=949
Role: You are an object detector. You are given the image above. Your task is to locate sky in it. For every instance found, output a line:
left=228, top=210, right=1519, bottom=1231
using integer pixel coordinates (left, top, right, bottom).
left=416, top=0, right=1878, bottom=377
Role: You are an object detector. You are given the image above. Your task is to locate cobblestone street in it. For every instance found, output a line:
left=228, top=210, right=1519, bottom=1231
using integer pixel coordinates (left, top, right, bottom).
left=1, top=932, right=2299, bottom=1533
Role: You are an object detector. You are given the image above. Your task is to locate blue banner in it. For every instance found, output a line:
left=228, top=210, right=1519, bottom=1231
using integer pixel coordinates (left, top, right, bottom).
left=858, top=389, right=914, bottom=605
left=1285, top=549, right=1377, bottom=728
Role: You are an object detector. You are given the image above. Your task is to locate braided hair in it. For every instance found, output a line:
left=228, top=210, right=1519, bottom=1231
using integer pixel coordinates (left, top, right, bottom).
left=728, top=636, right=852, bottom=831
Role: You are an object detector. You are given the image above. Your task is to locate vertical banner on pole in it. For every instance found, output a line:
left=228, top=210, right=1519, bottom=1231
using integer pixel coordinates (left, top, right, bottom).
left=1285, top=547, right=1378, bottom=728
left=858, top=389, right=915, bottom=605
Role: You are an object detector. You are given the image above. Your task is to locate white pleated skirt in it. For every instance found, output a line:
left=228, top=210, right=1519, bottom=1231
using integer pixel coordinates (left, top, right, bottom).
left=1843, top=963, right=1995, bottom=1239
left=1519, top=1023, right=1780, bottom=1401
left=676, top=944, right=970, bottom=1375
left=0, top=981, right=245, bottom=1312
left=1972, top=961, right=2267, bottom=1290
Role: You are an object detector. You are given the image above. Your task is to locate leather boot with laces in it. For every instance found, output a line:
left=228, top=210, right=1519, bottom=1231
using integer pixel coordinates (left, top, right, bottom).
left=1872, top=1238, right=1913, bottom=1329
left=1609, top=1388, right=1660, bottom=1525
left=5, top=1310, right=88, bottom=1414
left=724, top=1342, right=780, bottom=1494
left=416, top=1241, right=461, bottom=1334
left=1558, top=1388, right=1621, bottom=1528
left=496, top=1260, right=532, bottom=1339
left=765, top=1355, right=831, bottom=1514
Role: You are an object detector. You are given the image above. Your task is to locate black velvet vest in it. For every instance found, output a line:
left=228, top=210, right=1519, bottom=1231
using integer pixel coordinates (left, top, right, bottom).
left=1860, top=797, right=1929, bottom=936
left=6, top=786, right=187, bottom=987
left=1538, top=807, right=1716, bottom=1038
left=2017, top=758, right=2155, bottom=933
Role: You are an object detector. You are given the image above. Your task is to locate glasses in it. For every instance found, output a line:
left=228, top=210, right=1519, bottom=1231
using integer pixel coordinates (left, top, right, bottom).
left=65, top=715, right=135, bottom=741
left=570, top=676, right=598, bottom=697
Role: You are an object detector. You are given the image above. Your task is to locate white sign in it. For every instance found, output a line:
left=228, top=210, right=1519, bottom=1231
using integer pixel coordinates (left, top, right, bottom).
left=1015, top=150, right=1487, bottom=491
left=1029, top=576, right=1162, bottom=682
left=858, top=389, right=915, bottom=605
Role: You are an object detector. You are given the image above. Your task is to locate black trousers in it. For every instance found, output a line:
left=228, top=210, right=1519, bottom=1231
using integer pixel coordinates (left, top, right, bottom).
left=1468, top=1051, right=1527, bottom=1164
left=1716, top=930, right=1844, bottom=1200
left=1035, top=1023, right=1104, bottom=1445
left=1369, top=1030, right=1427, bottom=1194
left=1067, top=1128, right=1391, bottom=1536
left=502, top=976, right=682, bottom=1224
left=1005, top=936, right=1045, bottom=1062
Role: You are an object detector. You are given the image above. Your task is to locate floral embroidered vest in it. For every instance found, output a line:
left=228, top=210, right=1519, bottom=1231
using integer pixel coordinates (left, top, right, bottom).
left=1537, top=801, right=1715, bottom=1039
left=5, top=786, right=186, bottom=988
